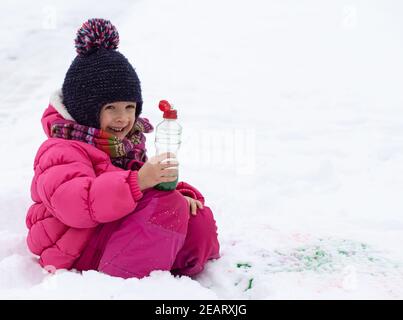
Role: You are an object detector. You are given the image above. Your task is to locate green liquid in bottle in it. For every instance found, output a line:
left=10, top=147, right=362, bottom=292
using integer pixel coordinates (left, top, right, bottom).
left=154, top=176, right=179, bottom=191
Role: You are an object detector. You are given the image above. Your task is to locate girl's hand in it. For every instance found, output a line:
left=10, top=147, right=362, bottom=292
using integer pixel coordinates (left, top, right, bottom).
left=137, top=152, right=179, bottom=191
left=183, top=196, right=203, bottom=216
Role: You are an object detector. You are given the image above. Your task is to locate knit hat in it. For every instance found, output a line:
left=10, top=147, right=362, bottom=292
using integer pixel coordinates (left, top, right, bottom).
left=62, top=18, right=142, bottom=128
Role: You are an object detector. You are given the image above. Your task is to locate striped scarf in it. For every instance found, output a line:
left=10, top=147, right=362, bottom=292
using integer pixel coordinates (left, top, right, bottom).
left=50, top=117, right=154, bottom=169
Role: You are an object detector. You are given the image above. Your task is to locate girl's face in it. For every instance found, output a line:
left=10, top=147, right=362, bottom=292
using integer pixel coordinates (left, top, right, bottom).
left=99, top=101, right=137, bottom=140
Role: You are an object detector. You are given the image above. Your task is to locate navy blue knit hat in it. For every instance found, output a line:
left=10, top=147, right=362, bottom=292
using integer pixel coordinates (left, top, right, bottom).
left=62, top=18, right=142, bottom=128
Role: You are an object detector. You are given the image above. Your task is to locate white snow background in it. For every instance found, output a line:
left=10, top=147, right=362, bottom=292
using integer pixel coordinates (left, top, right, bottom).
left=1, top=0, right=403, bottom=299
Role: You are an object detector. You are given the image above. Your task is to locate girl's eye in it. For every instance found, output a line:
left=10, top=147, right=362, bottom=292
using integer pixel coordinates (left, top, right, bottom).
left=105, top=105, right=115, bottom=110
left=126, top=105, right=136, bottom=109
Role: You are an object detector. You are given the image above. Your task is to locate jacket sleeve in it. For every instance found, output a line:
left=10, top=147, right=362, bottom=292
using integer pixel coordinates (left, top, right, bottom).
left=34, top=143, right=143, bottom=229
left=176, top=181, right=205, bottom=205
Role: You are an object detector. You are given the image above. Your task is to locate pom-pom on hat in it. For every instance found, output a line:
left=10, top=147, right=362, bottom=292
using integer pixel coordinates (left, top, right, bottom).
left=62, top=18, right=142, bottom=128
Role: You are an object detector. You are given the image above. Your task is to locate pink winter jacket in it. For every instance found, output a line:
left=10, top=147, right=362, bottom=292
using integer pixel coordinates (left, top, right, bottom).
left=26, top=93, right=205, bottom=270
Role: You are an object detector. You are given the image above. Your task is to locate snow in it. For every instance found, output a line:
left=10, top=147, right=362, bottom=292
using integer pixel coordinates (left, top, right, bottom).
left=1, top=0, right=403, bottom=299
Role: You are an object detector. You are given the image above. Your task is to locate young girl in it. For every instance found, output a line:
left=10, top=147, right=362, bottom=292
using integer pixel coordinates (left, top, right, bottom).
left=26, top=18, right=220, bottom=279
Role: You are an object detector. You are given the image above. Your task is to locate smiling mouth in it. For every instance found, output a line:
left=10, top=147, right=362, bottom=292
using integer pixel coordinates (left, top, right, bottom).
left=108, top=126, right=126, bottom=133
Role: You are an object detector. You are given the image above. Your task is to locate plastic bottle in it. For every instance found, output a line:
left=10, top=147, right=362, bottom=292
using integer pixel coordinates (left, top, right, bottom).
left=154, top=100, right=182, bottom=191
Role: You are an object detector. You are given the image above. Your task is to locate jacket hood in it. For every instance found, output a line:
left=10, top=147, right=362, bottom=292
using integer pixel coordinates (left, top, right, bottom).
left=41, top=90, right=75, bottom=137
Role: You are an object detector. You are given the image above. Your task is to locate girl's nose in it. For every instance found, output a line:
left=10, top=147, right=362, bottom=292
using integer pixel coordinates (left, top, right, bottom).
left=114, top=112, right=127, bottom=122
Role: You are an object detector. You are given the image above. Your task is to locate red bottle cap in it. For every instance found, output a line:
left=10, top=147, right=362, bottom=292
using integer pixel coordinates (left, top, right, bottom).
left=158, top=100, right=177, bottom=119
left=159, top=100, right=171, bottom=112
left=163, top=109, right=177, bottom=119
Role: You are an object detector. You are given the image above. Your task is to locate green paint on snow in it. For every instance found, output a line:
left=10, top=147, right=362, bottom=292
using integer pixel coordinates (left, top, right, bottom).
left=263, top=238, right=401, bottom=274
left=338, top=250, right=349, bottom=256
left=237, top=263, right=252, bottom=269
left=245, top=278, right=254, bottom=291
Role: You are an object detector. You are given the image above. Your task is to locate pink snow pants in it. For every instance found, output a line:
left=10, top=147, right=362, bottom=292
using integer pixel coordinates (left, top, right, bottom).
left=74, top=188, right=220, bottom=279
